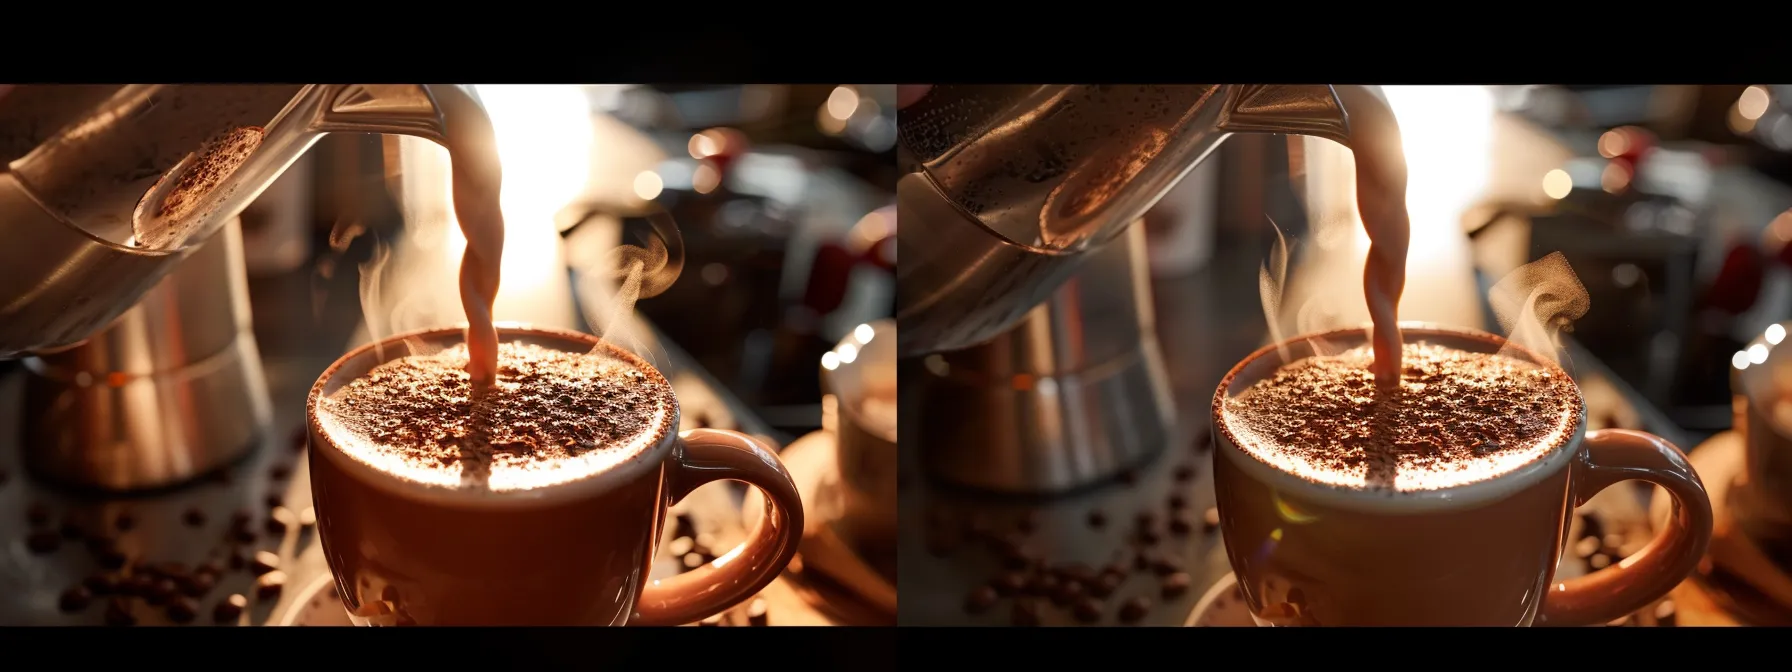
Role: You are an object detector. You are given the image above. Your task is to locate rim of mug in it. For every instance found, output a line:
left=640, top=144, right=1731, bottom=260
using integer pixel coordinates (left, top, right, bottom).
left=306, top=323, right=680, bottom=508
left=1210, top=322, right=1588, bottom=513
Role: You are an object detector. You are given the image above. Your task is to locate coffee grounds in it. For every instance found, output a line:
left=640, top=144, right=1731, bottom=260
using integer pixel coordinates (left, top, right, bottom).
left=1222, top=343, right=1580, bottom=492
left=318, top=342, right=673, bottom=491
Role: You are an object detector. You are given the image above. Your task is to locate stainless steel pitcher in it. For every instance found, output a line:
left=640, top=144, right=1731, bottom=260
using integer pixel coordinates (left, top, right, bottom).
left=897, top=84, right=1376, bottom=357
left=0, top=84, right=487, bottom=358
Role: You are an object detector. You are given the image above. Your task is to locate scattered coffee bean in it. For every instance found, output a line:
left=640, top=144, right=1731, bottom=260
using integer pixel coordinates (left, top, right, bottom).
left=1162, top=572, right=1191, bottom=598
left=1090, top=573, right=1123, bottom=598
left=266, top=511, right=289, bottom=536
left=264, top=493, right=284, bottom=509
left=59, top=520, right=85, bottom=540
left=270, top=463, right=292, bottom=481
left=1051, top=580, right=1085, bottom=607
left=683, top=552, right=704, bottom=569
left=1119, top=596, right=1151, bottom=623
left=298, top=508, right=317, bottom=527
left=1173, top=464, right=1197, bottom=482
left=1132, top=553, right=1152, bottom=571
left=1150, top=556, right=1182, bottom=577
left=1589, top=554, right=1610, bottom=570
left=85, top=574, right=119, bottom=596
left=146, top=578, right=178, bottom=606
left=27, top=503, right=51, bottom=527
left=1167, top=493, right=1189, bottom=510
left=668, top=537, right=695, bottom=557
left=1117, top=469, right=1138, bottom=485
left=196, top=561, right=222, bottom=577
left=1603, top=533, right=1625, bottom=550
left=227, top=549, right=246, bottom=570
left=1654, top=600, right=1677, bottom=626
left=1169, top=511, right=1195, bottom=536
left=26, top=530, right=60, bottom=554
left=1087, top=510, right=1107, bottom=528
left=121, top=574, right=152, bottom=597
left=1072, top=597, right=1103, bottom=623
left=251, top=551, right=279, bottom=575
left=992, top=572, right=1027, bottom=597
left=1135, top=528, right=1161, bottom=546
left=1573, top=536, right=1599, bottom=559
left=1058, top=563, right=1096, bottom=585
left=746, top=598, right=768, bottom=626
left=59, top=585, right=92, bottom=612
left=231, top=527, right=257, bottom=544
left=183, top=508, right=207, bottom=527
left=180, top=572, right=216, bottom=597
left=1001, top=542, right=1037, bottom=571
left=965, top=585, right=999, bottom=614
left=167, top=596, right=199, bottom=623
left=230, top=509, right=253, bottom=527
left=1202, top=507, right=1220, bottom=532
left=1135, top=511, right=1156, bottom=527
left=98, top=546, right=128, bottom=570
left=699, top=614, right=724, bottom=627
left=1011, top=597, right=1040, bottom=626
left=114, top=511, right=136, bottom=532
left=214, top=594, right=247, bottom=623
left=104, top=598, right=135, bottom=626
left=256, top=571, right=286, bottom=600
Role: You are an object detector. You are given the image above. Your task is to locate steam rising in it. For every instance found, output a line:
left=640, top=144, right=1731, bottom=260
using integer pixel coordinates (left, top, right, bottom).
left=1259, top=217, right=1292, bottom=361
left=1489, top=251, right=1589, bottom=366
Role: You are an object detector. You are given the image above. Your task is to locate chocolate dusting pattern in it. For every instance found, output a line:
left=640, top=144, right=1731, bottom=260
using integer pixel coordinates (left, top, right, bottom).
left=1222, top=343, right=1581, bottom=492
left=318, top=342, right=672, bottom=489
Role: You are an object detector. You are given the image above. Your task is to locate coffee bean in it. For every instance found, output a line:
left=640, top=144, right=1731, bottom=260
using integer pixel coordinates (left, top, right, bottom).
left=746, top=598, right=768, bottom=626
left=1174, top=464, right=1197, bottom=482
left=121, top=574, right=152, bottom=597
left=1051, top=580, right=1085, bottom=606
left=1150, top=556, right=1182, bottom=577
left=142, top=578, right=175, bottom=606
left=1072, top=597, right=1103, bottom=623
left=59, top=519, right=85, bottom=540
left=1117, top=469, right=1138, bottom=485
left=270, top=463, right=292, bottom=481
left=98, top=546, right=128, bottom=570
left=1169, top=511, right=1195, bottom=536
left=698, top=614, right=724, bottom=627
left=182, top=508, right=207, bottom=527
left=266, top=512, right=289, bottom=536
left=59, top=585, right=92, bottom=612
left=264, top=494, right=283, bottom=509
left=1133, top=553, right=1151, bottom=571
left=1168, top=493, right=1189, bottom=510
left=227, top=549, right=246, bottom=570
left=992, top=572, right=1027, bottom=597
left=213, top=594, right=247, bottom=623
left=1119, top=596, right=1151, bottom=623
left=964, top=585, right=999, bottom=614
left=104, top=598, right=135, bottom=626
left=114, top=511, right=136, bottom=531
left=230, top=509, right=253, bottom=527
left=1654, top=600, right=1677, bottom=626
left=231, top=527, right=256, bottom=544
left=1573, top=536, right=1599, bottom=558
left=683, top=552, right=704, bottom=569
left=1202, top=507, right=1220, bottom=532
left=256, top=571, right=286, bottom=600
left=27, top=502, right=51, bottom=527
left=668, top=536, right=695, bottom=557
left=298, top=508, right=317, bottom=527
left=1135, top=511, right=1156, bottom=527
left=1589, top=554, right=1611, bottom=570
left=26, top=530, right=60, bottom=554
left=1162, top=572, right=1191, bottom=598
left=166, top=596, right=199, bottom=623
left=195, top=561, right=222, bottom=578
left=1010, top=597, right=1040, bottom=626
left=1001, top=543, right=1036, bottom=571
left=1089, top=572, right=1123, bottom=598
left=1058, top=563, right=1096, bottom=585
left=251, top=551, right=279, bottom=575
left=1135, top=528, right=1161, bottom=546
left=180, top=572, right=216, bottom=597
left=85, top=574, right=119, bottom=596
left=1087, top=510, right=1107, bottom=528
left=1016, top=510, right=1039, bottom=534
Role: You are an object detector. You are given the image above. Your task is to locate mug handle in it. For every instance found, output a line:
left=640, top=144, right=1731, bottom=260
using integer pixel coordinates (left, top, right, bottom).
left=1536, top=429, right=1713, bottom=626
left=633, top=428, right=805, bottom=626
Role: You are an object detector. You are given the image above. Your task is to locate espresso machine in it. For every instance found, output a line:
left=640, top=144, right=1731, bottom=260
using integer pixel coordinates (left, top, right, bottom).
left=898, top=84, right=1399, bottom=494
left=0, top=84, right=495, bottom=491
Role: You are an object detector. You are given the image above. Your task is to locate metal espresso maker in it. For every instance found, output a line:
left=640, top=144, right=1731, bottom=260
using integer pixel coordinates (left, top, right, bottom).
left=899, top=84, right=1397, bottom=494
left=0, top=84, right=493, bottom=491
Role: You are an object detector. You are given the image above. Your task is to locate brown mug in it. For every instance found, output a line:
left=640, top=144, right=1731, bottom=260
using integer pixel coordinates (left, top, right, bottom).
left=1211, top=325, right=1713, bottom=626
left=306, top=325, right=804, bottom=626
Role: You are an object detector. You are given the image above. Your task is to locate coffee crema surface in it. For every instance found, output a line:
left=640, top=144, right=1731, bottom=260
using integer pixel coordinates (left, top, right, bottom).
left=316, top=342, right=673, bottom=493
left=1222, top=343, right=1582, bottom=492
